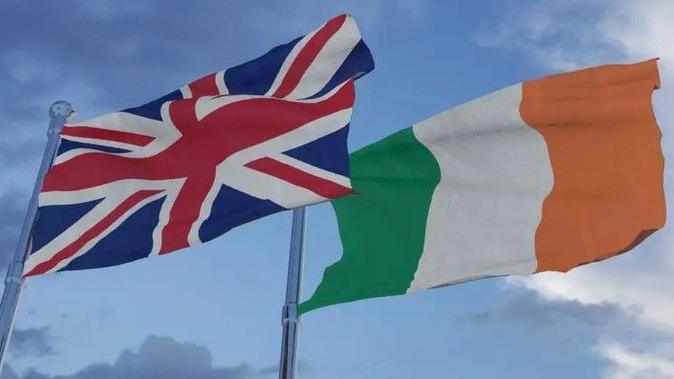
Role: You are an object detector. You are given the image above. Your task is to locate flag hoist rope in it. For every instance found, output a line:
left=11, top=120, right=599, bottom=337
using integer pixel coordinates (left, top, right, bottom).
left=279, top=207, right=306, bottom=379
left=0, top=101, right=73, bottom=374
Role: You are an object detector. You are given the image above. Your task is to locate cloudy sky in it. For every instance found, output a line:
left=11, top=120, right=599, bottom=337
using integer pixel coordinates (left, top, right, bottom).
left=0, top=1, right=672, bottom=378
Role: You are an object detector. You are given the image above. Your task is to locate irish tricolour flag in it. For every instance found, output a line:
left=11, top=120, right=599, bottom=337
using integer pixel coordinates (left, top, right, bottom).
left=301, top=59, right=665, bottom=313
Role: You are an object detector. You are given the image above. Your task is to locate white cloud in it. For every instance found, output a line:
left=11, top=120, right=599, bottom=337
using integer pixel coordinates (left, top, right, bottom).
left=488, top=0, right=674, bottom=377
left=597, top=342, right=674, bottom=379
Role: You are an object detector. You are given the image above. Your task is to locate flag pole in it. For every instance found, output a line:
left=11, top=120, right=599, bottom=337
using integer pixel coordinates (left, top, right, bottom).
left=279, top=206, right=306, bottom=379
left=0, top=101, right=73, bottom=373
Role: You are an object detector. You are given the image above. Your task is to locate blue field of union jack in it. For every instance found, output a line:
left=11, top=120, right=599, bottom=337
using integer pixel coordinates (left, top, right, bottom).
left=27, top=14, right=374, bottom=277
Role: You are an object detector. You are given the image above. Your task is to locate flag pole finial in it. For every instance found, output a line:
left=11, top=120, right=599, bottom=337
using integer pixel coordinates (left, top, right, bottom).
left=49, top=100, right=74, bottom=118
left=48, top=101, right=74, bottom=136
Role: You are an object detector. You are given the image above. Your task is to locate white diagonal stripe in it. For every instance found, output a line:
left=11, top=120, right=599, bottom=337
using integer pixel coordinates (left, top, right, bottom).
left=272, top=153, right=351, bottom=189
left=25, top=190, right=168, bottom=275
left=56, top=110, right=181, bottom=163
left=264, top=24, right=320, bottom=97
left=224, top=108, right=352, bottom=167
left=218, top=165, right=325, bottom=208
left=285, top=16, right=360, bottom=99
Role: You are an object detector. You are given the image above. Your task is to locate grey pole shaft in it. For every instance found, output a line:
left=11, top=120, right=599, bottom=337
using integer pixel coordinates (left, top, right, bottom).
left=279, top=207, right=306, bottom=379
left=0, top=101, right=73, bottom=373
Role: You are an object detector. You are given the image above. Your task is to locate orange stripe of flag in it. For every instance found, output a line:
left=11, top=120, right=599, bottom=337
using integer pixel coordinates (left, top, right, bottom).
left=520, top=59, right=665, bottom=272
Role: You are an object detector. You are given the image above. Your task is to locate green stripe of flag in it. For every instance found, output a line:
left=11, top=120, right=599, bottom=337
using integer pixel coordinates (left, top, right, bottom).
left=299, top=127, right=440, bottom=314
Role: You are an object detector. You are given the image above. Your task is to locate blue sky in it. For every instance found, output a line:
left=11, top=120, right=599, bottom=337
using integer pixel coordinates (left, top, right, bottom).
left=0, top=1, right=672, bottom=378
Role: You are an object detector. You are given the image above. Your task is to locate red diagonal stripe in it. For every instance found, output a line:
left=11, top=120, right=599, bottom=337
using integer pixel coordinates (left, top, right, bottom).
left=246, top=157, right=352, bottom=199
left=272, top=14, right=347, bottom=98
left=61, top=126, right=155, bottom=147
left=189, top=73, right=220, bottom=98
left=24, top=190, right=162, bottom=277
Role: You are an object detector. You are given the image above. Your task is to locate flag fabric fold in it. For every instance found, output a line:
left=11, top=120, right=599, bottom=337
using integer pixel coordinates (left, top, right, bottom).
left=27, top=14, right=374, bottom=277
left=300, top=59, right=665, bottom=313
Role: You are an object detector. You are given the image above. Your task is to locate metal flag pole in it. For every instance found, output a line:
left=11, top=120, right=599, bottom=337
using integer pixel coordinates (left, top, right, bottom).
left=0, top=101, right=73, bottom=372
left=278, top=207, right=307, bottom=379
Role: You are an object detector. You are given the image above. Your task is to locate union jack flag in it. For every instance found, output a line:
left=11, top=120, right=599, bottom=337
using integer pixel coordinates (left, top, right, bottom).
left=26, top=14, right=374, bottom=277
